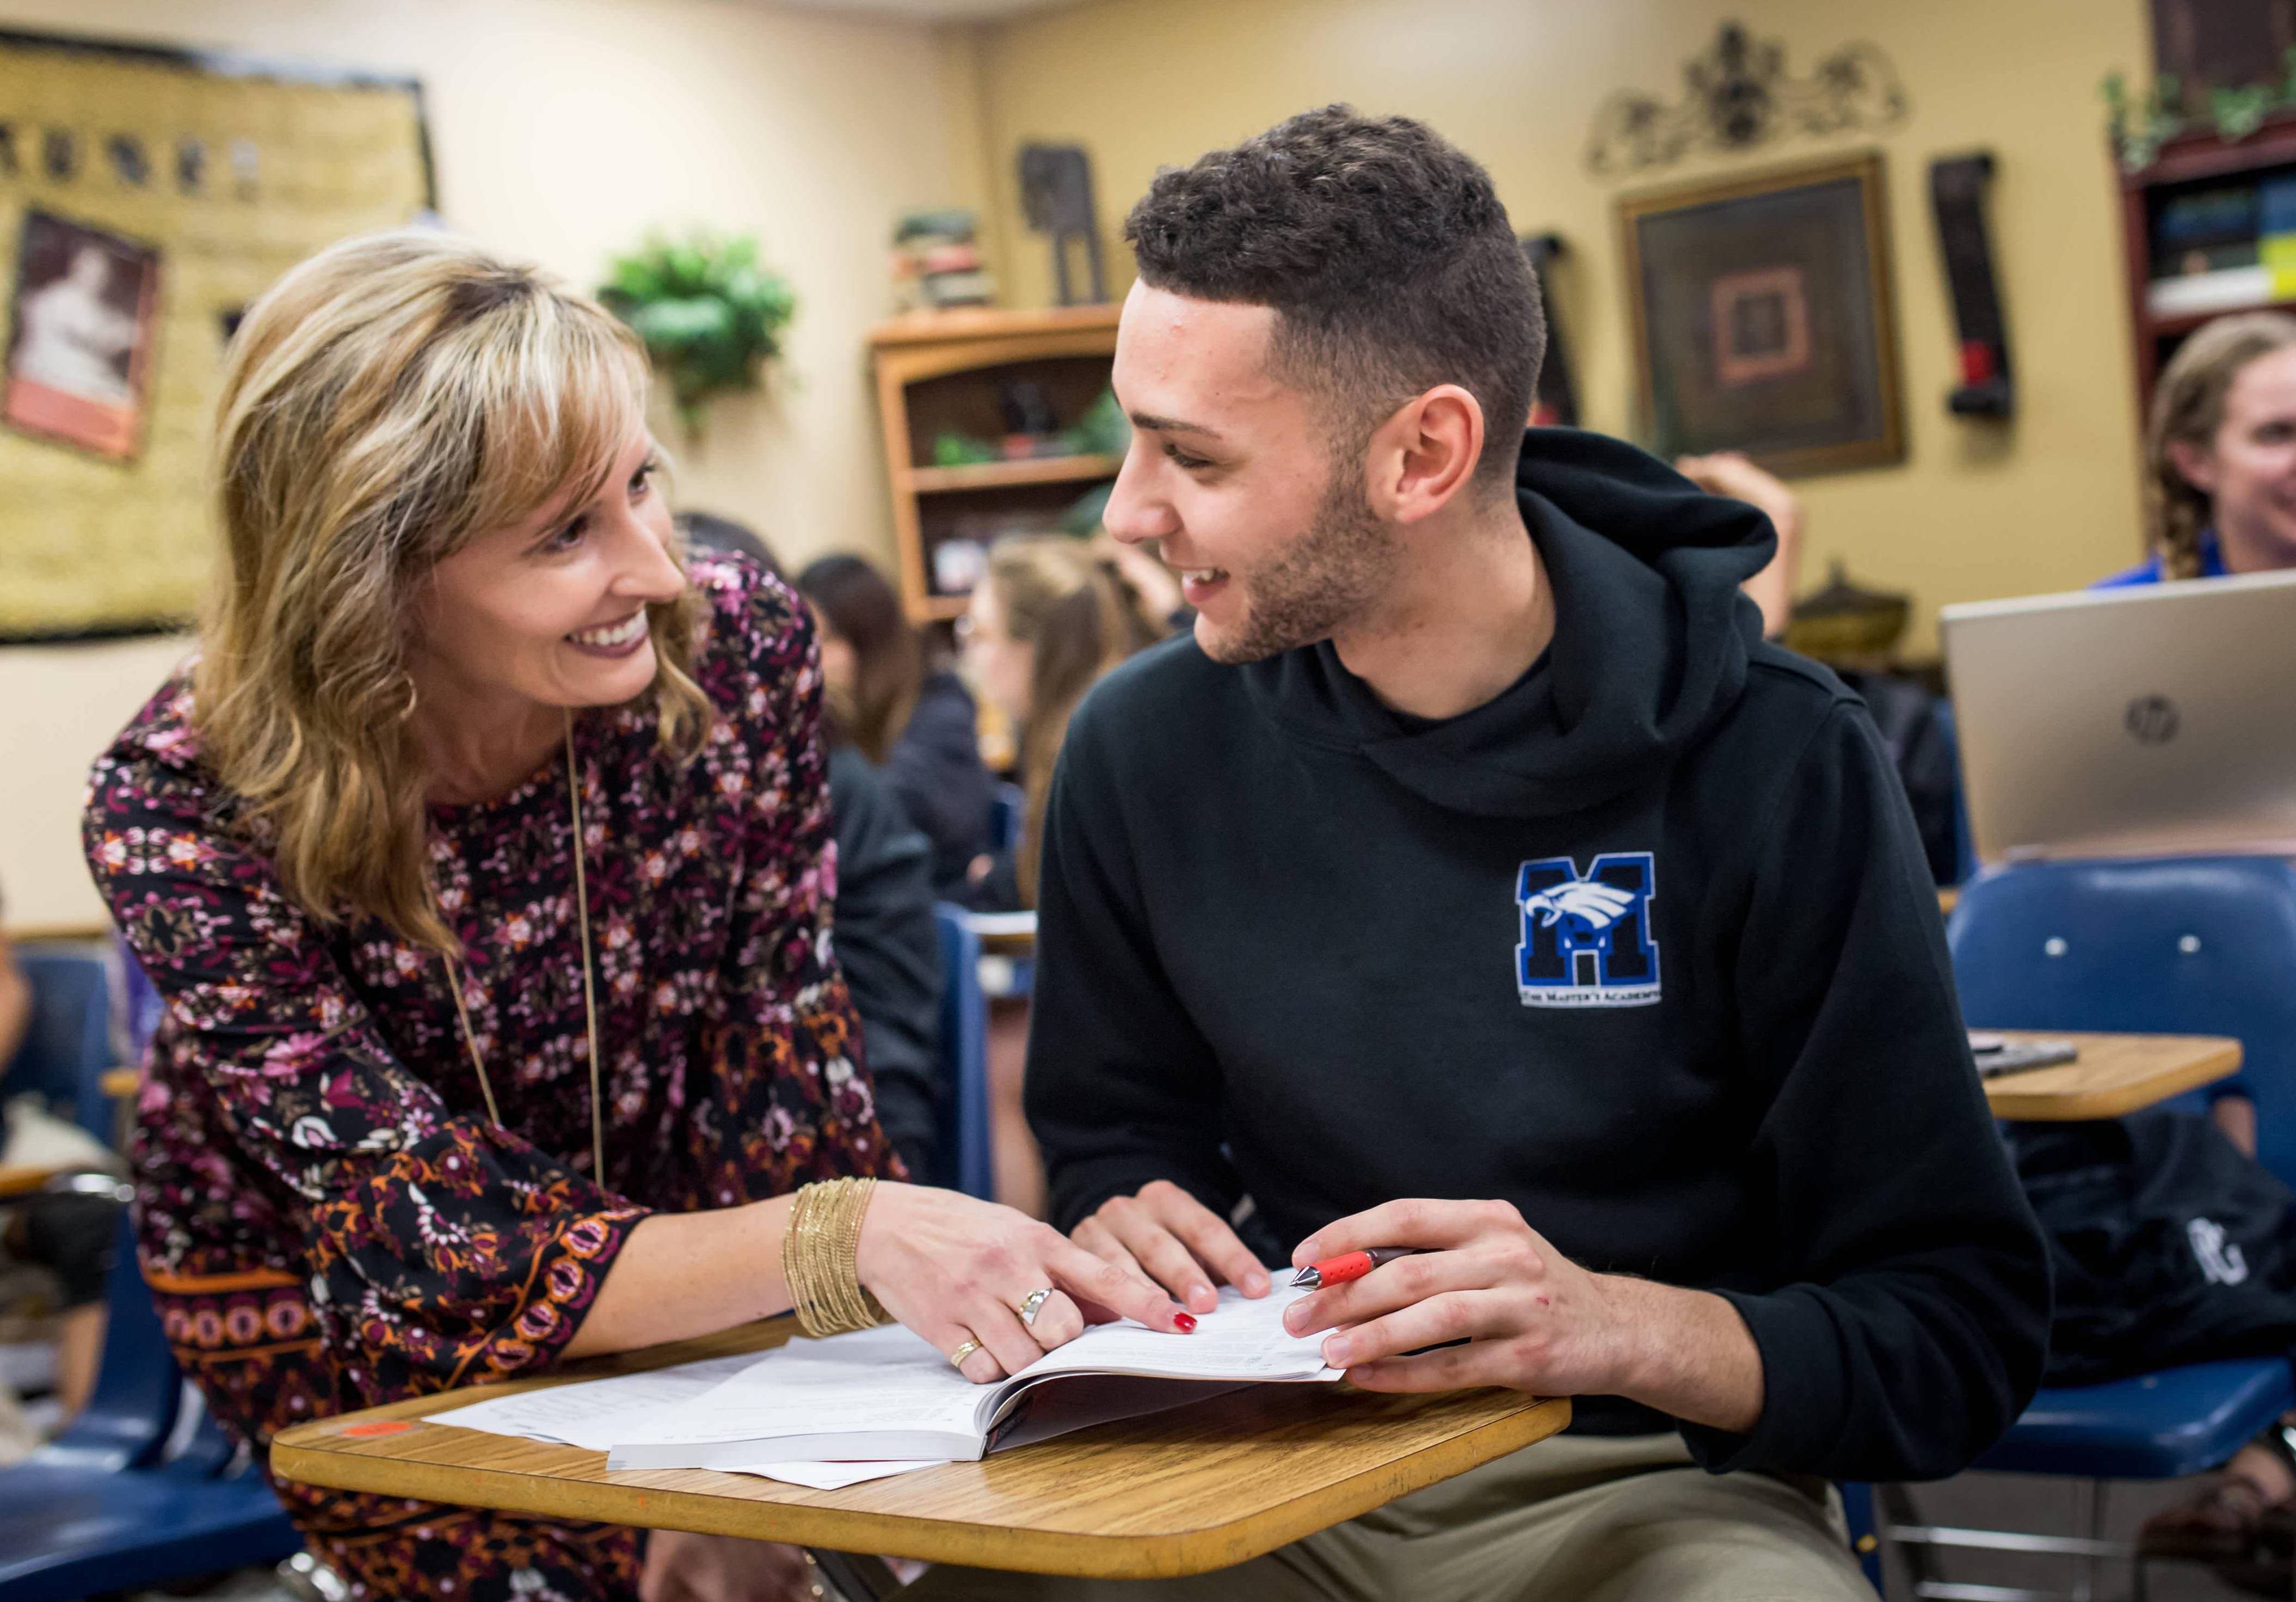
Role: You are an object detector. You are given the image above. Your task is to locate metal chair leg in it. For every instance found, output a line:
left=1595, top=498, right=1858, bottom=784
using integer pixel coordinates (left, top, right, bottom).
left=1878, top=1481, right=1940, bottom=1595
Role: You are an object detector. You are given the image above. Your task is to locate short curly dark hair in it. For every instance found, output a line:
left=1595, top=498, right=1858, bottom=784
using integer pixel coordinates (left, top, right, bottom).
left=1124, top=105, right=1543, bottom=492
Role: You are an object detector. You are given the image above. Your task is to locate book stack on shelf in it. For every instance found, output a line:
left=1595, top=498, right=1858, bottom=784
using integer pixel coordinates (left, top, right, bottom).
left=2119, top=116, right=2296, bottom=407
left=2147, top=183, right=2273, bottom=315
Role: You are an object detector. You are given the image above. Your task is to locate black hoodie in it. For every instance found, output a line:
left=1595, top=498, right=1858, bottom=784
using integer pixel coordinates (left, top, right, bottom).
left=1024, top=428, right=2049, bottom=1484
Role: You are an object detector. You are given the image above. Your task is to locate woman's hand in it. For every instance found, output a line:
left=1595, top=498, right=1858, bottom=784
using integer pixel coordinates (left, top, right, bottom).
left=639, top=1532, right=814, bottom=1602
left=857, top=1183, right=1196, bottom=1384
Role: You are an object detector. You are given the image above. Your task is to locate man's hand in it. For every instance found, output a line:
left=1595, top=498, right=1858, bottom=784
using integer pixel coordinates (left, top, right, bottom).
left=1283, top=1198, right=1764, bottom=1434
left=1073, top=1180, right=1271, bottom=1314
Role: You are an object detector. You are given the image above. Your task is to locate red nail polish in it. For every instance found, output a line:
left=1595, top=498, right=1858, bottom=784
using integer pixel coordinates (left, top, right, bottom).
left=1174, top=1312, right=1198, bottom=1332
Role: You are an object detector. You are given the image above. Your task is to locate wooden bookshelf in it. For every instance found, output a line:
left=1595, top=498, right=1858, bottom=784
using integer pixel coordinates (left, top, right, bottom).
left=869, top=305, right=1124, bottom=625
left=2119, top=115, right=2296, bottom=413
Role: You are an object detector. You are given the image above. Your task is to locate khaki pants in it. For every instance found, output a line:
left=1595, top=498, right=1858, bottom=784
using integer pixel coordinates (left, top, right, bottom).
left=899, top=1433, right=1874, bottom=1602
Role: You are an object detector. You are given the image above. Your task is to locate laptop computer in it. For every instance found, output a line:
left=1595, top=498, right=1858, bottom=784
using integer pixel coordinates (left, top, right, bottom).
left=1940, top=566, right=2296, bottom=864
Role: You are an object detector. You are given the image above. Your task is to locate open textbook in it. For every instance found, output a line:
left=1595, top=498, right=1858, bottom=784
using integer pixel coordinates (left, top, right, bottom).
left=435, top=1284, right=1336, bottom=1474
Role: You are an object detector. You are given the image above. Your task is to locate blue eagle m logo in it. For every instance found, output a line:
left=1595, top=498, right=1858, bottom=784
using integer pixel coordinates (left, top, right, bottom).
left=1515, top=852, right=1660, bottom=1008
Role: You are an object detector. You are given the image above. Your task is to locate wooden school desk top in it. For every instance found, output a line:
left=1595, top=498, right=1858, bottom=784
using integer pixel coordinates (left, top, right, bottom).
left=272, top=1318, right=1571, bottom=1580
left=1980, top=1030, right=2241, bottom=1122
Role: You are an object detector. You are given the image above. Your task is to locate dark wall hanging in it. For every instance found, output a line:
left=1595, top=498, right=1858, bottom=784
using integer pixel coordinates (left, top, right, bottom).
left=1586, top=22, right=1908, bottom=178
left=1017, top=143, right=1106, bottom=306
left=1929, top=152, right=2013, bottom=419
left=1618, top=150, right=1905, bottom=476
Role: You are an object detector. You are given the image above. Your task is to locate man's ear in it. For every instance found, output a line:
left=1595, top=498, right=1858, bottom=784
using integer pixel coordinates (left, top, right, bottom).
left=1366, top=385, right=1486, bottom=525
left=2166, top=437, right=2220, bottom=496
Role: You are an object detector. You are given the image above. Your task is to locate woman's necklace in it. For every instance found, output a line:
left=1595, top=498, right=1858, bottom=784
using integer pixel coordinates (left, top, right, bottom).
left=438, top=709, right=606, bottom=1179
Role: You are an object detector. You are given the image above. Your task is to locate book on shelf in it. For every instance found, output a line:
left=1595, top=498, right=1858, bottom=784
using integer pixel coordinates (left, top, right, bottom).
left=2146, top=265, right=2275, bottom=316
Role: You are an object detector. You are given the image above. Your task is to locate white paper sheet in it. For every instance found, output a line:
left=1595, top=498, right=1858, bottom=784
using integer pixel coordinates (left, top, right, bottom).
left=729, top=1458, right=949, bottom=1489
left=428, top=1353, right=760, bottom=1452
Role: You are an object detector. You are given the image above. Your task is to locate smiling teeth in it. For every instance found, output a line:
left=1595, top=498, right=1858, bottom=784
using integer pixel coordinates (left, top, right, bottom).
left=1183, top=569, right=1226, bottom=584
left=570, top=613, right=648, bottom=648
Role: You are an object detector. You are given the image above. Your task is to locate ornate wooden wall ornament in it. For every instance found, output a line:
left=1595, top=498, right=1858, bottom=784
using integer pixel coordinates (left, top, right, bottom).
left=0, top=26, right=433, bottom=643
left=1585, top=23, right=1909, bottom=179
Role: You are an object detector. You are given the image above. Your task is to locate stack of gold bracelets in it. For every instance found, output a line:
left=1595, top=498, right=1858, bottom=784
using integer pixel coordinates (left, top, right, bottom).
left=783, top=1176, right=890, bottom=1337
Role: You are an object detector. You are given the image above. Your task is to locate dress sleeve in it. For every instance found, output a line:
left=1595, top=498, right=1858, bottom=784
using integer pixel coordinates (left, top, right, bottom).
left=705, top=570, right=906, bottom=1186
left=84, top=748, right=649, bottom=1397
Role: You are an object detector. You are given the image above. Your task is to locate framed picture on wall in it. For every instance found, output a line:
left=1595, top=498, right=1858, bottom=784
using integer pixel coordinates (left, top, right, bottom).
left=3, top=208, right=162, bottom=461
left=1618, top=151, right=1904, bottom=476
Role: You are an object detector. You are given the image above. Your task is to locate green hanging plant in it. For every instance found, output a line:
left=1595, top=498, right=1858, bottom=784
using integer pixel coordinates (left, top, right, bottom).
left=598, top=231, right=796, bottom=435
left=2103, top=70, right=2185, bottom=170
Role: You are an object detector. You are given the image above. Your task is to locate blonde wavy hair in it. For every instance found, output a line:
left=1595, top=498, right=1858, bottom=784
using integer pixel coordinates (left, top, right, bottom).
left=194, top=230, right=710, bottom=954
left=984, top=536, right=1162, bottom=906
left=2147, top=310, right=2296, bottom=579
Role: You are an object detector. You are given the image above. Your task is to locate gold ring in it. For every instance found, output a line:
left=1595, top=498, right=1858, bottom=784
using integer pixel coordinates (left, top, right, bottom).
left=949, top=1337, right=983, bottom=1369
left=1017, top=1288, right=1055, bottom=1327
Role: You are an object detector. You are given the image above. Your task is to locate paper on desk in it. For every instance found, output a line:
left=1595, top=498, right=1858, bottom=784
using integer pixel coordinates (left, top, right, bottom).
left=607, top=1321, right=990, bottom=1453
left=730, top=1458, right=949, bottom=1489
left=428, top=1353, right=761, bottom=1452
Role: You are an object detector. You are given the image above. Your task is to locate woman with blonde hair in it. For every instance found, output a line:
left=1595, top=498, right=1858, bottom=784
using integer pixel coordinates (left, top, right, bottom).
left=961, top=536, right=1164, bottom=910
left=83, top=232, right=1186, bottom=1602
left=2104, top=309, right=2296, bottom=586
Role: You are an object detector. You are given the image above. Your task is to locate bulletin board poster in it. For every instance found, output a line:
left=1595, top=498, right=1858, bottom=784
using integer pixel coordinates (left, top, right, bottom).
left=0, top=28, right=434, bottom=641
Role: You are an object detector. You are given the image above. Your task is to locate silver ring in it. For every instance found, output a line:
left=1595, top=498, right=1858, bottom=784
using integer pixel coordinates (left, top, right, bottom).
left=949, top=1337, right=983, bottom=1368
left=1017, top=1287, right=1055, bottom=1327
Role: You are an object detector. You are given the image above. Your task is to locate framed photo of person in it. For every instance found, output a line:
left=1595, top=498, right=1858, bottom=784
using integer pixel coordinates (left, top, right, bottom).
left=3, top=208, right=162, bottom=461
left=1618, top=151, right=1904, bottom=476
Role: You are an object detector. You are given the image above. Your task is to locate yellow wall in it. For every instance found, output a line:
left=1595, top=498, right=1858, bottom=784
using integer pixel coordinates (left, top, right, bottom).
left=971, top=0, right=2154, bottom=654
left=0, top=0, right=977, bottom=928
left=0, top=0, right=2160, bottom=928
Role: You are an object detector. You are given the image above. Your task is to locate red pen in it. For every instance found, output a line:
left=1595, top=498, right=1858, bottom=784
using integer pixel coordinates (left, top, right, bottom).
left=1291, top=1247, right=1420, bottom=1289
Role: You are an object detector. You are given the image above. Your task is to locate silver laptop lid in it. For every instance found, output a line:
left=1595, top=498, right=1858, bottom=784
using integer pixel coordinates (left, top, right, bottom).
left=1940, top=567, right=2296, bottom=864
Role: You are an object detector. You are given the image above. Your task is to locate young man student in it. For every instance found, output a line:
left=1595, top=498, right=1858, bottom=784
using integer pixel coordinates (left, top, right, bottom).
left=902, top=107, right=2048, bottom=1602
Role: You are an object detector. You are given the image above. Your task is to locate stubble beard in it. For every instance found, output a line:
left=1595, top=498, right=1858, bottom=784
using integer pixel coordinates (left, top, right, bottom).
left=1199, top=461, right=1399, bottom=665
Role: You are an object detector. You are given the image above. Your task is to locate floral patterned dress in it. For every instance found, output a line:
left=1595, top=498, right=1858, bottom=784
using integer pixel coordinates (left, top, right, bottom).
left=83, top=555, right=901, bottom=1601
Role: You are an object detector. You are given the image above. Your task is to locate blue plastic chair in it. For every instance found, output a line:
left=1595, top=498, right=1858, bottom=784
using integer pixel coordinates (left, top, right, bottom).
left=2, top=948, right=115, bottom=1144
left=931, top=904, right=993, bottom=1200
left=0, top=1211, right=303, bottom=1601
left=1886, top=856, right=2296, bottom=1599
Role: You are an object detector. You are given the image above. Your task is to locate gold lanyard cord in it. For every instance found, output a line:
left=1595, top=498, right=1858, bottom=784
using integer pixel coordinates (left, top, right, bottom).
left=438, top=710, right=606, bottom=1181
left=564, top=711, right=606, bottom=1182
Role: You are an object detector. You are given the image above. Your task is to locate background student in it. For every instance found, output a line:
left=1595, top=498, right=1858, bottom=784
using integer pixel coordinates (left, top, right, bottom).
left=958, top=535, right=1164, bottom=911
left=954, top=535, right=1163, bottom=1220
left=0, top=882, right=116, bottom=1439
left=2103, top=310, right=2296, bottom=588
left=798, top=553, right=996, bottom=903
